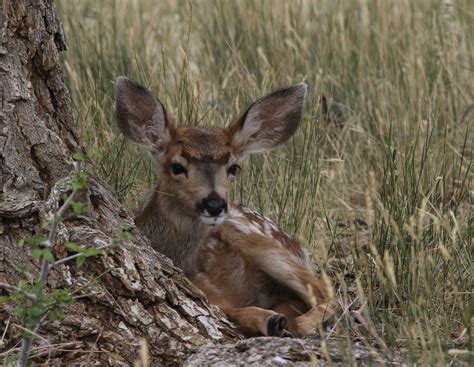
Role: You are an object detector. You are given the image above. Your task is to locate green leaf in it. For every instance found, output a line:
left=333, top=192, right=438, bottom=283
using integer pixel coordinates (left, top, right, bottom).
left=5, top=353, right=18, bottom=365
left=18, top=264, right=29, bottom=272
left=32, top=278, right=43, bottom=291
left=42, top=249, right=54, bottom=262
left=30, top=248, right=54, bottom=262
left=49, top=311, right=59, bottom=321
left=18, top=239, right=25, bottom=247
left=72, top=171, right=88, bottom=191
left=42, top=219, right=52, bottom=229
left=114, top=225, right=132, bottom=244
left=0, top=295, right=10, bottom=302
left=76, top=255, right=86, bottom=268
left=14, top=304, right=25, bottom=318
left=65, top=242, right=84, bottom=253
left=87, top=149, right=100, bottom=161
left=49, top=309, right=67, bottom=321
left=31, top=248, right=44, bottom=258
left=52, top=288, right=72, bottom=304
left=28, top=304, right=45, bottom=317
left=23, top=236, right=48, bottom=247
left=72, top=151, right=87, bottom=161
left=25, top=319, right=38, bottom=331
left=84, top=247, right=103, bottom=257
left=71, top=201, right=86, bottom=214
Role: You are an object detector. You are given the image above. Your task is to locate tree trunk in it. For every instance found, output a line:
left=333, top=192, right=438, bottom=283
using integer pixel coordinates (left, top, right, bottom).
left=0, top=1, right=241, bottom=365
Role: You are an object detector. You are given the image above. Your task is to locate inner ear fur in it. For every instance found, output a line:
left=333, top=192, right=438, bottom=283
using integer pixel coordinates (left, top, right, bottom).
left=115, top=76, right=174, bottom=156
left=227, top=83, right=307, bottom=158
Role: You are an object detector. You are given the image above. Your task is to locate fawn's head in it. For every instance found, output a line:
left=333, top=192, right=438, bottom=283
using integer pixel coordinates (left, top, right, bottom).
left=115, top=77, right=307, bottom=225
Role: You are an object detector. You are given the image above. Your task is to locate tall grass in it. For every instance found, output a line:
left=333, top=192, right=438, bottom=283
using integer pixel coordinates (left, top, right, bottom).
left=58, top=0, right=472, bottom=363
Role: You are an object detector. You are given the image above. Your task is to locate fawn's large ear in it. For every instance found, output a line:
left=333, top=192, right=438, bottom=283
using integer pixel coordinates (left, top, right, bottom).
left=227, top=83, right=307, bottom=159
left=115, top=76, right=173, bottom=160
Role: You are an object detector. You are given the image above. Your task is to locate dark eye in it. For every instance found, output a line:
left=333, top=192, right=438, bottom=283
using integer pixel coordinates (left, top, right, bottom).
left=227, top=164, right=240, bottom=176
left=171, top=163, right=187, bottom=176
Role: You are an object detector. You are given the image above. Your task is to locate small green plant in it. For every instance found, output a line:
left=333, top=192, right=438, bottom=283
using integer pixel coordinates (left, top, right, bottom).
left=0, top=167, right=115, bottom=366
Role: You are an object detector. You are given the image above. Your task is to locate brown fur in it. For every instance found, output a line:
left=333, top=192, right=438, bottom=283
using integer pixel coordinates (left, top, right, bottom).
left=116, top=77, right=334, bottom=336
left=175, top=127, right=231, bottom=162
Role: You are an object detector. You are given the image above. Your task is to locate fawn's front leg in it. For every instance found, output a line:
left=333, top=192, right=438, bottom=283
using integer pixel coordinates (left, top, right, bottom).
left=191, top=272, right=290, bottom=336
left=272, top=301, right=335, bottom=337
left=220, top=305, right=289, bottom=336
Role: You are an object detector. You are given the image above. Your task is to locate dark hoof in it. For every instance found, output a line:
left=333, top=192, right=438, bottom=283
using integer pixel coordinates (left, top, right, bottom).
left=281, top=329, right=295, bottom=338
left=267, top=314, right=288, bottom=336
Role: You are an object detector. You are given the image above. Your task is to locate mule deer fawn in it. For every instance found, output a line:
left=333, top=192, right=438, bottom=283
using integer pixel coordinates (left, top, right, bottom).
left=115, top=77, right=334, bottom=336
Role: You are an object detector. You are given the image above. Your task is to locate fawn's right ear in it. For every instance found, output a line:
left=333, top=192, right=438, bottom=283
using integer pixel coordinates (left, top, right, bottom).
left=115, top=76, right=173, bottom=160
left=227, top=83, right=307, bottom=160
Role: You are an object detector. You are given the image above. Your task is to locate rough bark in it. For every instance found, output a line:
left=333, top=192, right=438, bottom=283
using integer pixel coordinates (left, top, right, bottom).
left=185, top=337, right=401, bottom=366
left=0, top=1, right=241, bottom=365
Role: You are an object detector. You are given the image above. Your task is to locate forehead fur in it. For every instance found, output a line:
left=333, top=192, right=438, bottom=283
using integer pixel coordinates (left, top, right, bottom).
left=174, top=127, right=231, bottom=162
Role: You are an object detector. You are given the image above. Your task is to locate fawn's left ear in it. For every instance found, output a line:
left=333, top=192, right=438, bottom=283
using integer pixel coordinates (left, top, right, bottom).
left=115, top=76, right=173, bottom=161
left=227, top=83, right=307, bottom=159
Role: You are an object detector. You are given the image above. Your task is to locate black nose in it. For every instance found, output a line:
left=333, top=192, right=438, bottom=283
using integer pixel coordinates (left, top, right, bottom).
left=203, top=195, right=227, bottom=217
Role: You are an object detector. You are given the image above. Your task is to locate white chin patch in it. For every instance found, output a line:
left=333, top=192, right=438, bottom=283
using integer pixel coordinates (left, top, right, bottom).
left=200, top=215, right=226, bottom=226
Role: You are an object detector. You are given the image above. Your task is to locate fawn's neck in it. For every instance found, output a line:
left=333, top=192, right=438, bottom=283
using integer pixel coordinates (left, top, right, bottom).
left=135, top=182, right=209, bottom=276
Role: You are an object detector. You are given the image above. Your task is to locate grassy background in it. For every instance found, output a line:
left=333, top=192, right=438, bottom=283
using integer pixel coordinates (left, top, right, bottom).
left=58, top=0, right=472, bottom=364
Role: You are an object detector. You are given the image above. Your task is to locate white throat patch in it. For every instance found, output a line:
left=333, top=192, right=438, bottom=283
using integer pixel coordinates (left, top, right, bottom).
left=200, top=214, right=226, bottom=226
